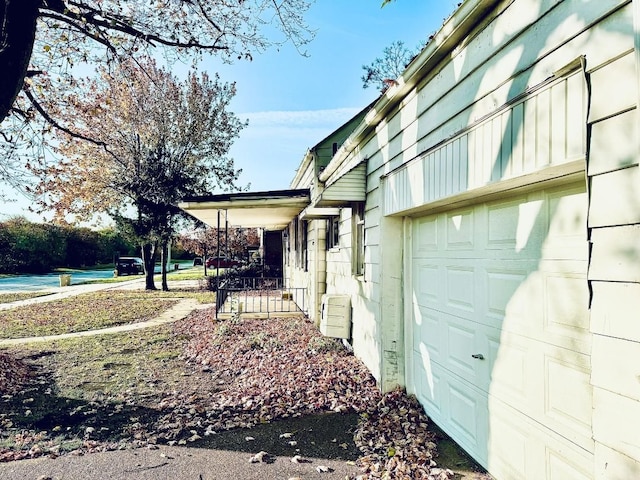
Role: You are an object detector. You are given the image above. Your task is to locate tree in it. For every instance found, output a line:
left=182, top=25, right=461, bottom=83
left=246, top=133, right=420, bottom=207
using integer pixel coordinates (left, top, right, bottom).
left=178, top=227, right=260, bottom=261
left=0, top=0, right=314, bottom=185
left=0, top=216, right=137, bottom=273
left=30, top=57, right=244, bottom=290
left=361, top=40, right=423, bottom=92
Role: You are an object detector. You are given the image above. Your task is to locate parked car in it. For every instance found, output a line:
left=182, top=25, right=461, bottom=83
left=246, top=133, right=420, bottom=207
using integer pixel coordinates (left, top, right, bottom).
left=206, top=256, right=240, bottom=268
left=115, top=257, right=144, bottom=276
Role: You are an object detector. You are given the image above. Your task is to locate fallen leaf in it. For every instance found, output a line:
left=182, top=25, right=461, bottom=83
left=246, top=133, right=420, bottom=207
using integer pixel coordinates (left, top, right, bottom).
left=249, top=451, right=269, bottom=463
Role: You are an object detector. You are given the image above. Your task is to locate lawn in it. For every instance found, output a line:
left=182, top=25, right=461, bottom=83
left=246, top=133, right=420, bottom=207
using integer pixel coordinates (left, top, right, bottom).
left=0, top=292, right=53, bottom=304
left=0, top=291, right=182, bottom=339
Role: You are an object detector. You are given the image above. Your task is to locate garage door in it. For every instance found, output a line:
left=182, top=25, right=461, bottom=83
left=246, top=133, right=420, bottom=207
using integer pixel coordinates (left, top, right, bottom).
left=410, top=181, right=593, bottom=479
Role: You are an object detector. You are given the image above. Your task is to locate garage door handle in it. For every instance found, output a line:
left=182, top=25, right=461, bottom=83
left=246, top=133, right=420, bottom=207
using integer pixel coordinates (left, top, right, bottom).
left=471, top=353, right=485, bottom=360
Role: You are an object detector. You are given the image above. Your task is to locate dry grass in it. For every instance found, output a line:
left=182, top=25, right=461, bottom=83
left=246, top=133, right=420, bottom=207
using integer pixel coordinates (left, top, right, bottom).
left=0, top=292, right=53, bottom=304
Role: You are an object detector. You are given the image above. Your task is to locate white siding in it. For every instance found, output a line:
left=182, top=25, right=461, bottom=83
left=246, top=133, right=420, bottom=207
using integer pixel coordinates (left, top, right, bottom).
left=586, top=40, right=640, bottom=477
left=383, top=70, right=587, bottom=215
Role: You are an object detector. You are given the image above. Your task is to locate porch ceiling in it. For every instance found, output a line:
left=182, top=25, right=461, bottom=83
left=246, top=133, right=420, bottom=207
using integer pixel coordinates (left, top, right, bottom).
left=179, top=189, right=310, bottom=230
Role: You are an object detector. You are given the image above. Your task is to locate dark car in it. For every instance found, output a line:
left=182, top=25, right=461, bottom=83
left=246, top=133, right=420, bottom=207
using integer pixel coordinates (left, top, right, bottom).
left=205, top=256, right=240, bottom=268
left=115, top=257, right=144, bottom=276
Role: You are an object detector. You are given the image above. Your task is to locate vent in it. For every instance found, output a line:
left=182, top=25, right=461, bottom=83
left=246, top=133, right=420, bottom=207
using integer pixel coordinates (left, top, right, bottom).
left=320, top=294, right=351, bottom=339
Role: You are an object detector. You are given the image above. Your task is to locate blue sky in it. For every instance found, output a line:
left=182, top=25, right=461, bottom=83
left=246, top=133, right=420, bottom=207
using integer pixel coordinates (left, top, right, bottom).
left=1, top=0, right=460, bottom=221
left=221, top=0, right=460, bottom=192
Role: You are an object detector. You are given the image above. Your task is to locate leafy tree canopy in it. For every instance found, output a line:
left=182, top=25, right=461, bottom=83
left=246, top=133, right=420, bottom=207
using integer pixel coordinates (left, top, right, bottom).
left=0, top=0, right=314, bottom=187
left=29, top=57, right=244, bottom=221
left=28, top=57, right=245, bottom=289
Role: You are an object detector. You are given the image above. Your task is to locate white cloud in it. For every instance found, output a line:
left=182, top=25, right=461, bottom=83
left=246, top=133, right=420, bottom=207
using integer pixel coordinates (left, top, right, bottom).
left=242, top=107, right=362, bottom=129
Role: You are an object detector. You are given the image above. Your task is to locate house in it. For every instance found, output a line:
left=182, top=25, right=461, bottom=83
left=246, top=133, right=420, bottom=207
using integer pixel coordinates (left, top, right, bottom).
left=180, top=0, right=640, bottom=478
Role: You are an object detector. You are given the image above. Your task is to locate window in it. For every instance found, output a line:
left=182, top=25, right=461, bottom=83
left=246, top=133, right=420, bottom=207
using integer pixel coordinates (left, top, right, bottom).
left=283, top=226, right=290, bottom=266
left=301, top=219, right=308, bottom=271
left=292, top=217, right=299, bottom=263
left=295, top=217, right=307, bottom=269
left=352, top=203, right=365, bottom=276
left=327, top=215, right=340, bottom=250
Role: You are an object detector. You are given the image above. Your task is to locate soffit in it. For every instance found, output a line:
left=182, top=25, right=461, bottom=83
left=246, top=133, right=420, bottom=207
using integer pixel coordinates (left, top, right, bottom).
left=179, top=189, right=310, bottom=231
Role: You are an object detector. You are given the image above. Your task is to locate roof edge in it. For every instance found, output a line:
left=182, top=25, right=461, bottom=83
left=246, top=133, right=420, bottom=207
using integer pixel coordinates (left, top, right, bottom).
left=319, top=0, right=503, bottom=185
left=180, top=188, right=310, bottom=205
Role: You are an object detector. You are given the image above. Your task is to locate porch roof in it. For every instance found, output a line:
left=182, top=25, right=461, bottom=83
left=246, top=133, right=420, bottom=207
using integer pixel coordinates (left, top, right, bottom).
left=179, top=189, right=310, bottom=231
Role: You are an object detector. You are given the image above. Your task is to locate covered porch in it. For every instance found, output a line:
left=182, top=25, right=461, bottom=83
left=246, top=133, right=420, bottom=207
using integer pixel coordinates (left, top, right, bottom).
left=179, top=189, right=311, bottom=318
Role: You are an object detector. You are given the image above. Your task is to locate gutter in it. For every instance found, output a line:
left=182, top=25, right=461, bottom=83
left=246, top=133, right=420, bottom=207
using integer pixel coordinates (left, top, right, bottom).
left=318, top=0, right=504, bottom=184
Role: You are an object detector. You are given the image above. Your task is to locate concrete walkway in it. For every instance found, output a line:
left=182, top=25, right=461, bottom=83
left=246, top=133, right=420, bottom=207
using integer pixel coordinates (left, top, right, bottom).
left=0, top=278, right=214, bottom=346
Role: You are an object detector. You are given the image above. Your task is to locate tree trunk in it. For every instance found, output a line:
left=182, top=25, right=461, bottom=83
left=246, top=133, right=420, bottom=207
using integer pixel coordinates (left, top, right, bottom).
left=161, top=240, right=169, bottom=291
left=141, top=242, right=157, bottom=290
left=0, top=0, right=41, bottom=123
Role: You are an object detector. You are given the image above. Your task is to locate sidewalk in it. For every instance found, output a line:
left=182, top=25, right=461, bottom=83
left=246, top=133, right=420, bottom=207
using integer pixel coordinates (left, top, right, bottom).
left=0, top=444, right=361, bottom=480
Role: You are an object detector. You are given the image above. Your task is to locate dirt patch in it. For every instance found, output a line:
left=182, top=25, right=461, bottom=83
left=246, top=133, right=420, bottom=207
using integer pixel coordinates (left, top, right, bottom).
left=193, top=412, right=361, bottom=460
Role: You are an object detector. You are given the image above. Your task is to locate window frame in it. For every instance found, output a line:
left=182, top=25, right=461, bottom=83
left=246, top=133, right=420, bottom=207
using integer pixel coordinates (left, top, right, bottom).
left=352, top=202, right=365, bottom=276
left=326, top=214, right=340, bottom=250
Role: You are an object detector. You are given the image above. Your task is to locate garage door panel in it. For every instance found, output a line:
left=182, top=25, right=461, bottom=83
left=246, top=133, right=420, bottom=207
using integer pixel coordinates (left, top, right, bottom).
left=483, top=263, right=590, bottom=354
left=450, top=382, right=485, bottom=449
left=486, top=195, right=548, bottom=255
left=413, top=262, right=442, bottom=304
left=542, top=266, right=590, bottom=353
left=413, top=348, right=442, bottom=416
left=489, top=409, right=530, bottom=479
left=446, top=266, right=476, bottom=312
left=416, top=362, right=490, bottom=466
left=488, top=397, right=593, bottom=480
left=413, top=306, right=443, bottom=363
left=413, top=216, right=439, bottom=256
left=419, top=310, right=497, bottom=392
left=488, top=332, right=530, bottom=408
left=490, top=332, right=593, bottom=451
left=447, top=322, right=478, bottom=378
left=484, top=265, right=542, bottom=329
left=543, top=348, right=593, bottom=451
left=445, top=208, right=476, bottom=250
left=545, top=184, right=588, bottom=260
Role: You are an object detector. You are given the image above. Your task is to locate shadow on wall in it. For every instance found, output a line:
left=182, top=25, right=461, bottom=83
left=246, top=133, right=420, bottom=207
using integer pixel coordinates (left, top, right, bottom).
left=372, top=0, right=630, bottom=477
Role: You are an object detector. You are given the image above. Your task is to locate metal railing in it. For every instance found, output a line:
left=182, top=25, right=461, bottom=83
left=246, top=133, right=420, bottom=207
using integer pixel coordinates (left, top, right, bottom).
left=215, top=276, right=307, bottom=318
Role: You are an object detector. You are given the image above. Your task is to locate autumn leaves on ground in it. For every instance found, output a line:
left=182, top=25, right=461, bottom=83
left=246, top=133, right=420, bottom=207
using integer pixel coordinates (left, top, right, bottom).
left=0, top=290, right=468, bottom=479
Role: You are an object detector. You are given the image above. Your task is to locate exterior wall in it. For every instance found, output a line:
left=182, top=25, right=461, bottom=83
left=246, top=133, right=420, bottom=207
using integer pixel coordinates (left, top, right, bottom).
left=286, top=157, right=318, bottom=321
left=315, top=0, right=639, bottom=477
left=331, top=0, right=630, bottom=387
left=586, top=39, right=640, bottom=478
